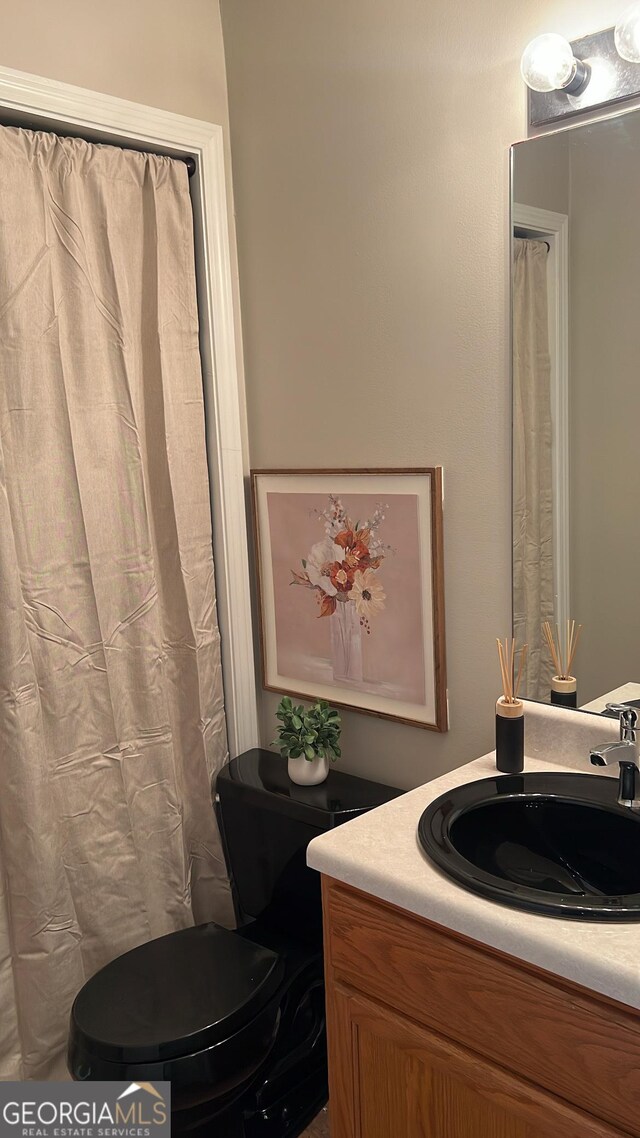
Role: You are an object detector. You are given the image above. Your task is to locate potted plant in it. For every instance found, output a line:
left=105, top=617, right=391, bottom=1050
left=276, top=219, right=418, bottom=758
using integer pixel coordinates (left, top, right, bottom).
left=273, top=695, right=342, bottom=786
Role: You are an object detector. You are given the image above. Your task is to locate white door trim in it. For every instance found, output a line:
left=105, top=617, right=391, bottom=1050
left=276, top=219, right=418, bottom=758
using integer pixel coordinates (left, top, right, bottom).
left=0, top=64, right=259, bottom=757
left=512, top=203, right=570, bottom=636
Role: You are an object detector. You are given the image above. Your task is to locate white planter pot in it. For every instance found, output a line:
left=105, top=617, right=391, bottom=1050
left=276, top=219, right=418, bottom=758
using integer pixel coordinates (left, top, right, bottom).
left=288, top=752, right=329, bottom=786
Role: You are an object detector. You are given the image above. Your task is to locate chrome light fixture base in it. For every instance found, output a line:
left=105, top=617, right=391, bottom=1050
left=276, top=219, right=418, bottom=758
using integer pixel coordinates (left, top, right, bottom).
left=529, top=26, right=640, bottom=128
left=563, top=58, right=591, bottom=96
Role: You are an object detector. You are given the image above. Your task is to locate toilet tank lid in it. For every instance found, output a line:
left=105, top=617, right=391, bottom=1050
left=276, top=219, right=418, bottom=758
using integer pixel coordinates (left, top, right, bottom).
left=217, top=750, right=400, bottom=829
left=70, top=923, right=284, bottom=1064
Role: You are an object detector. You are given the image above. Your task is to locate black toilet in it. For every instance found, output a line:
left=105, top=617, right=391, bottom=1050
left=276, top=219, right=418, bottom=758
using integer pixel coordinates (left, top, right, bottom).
left=68, top=748, right=398, bottom=1137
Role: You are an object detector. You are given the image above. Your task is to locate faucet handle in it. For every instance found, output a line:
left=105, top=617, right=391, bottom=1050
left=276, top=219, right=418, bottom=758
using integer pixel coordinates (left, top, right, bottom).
left=605, top=703, right=638, bottom=741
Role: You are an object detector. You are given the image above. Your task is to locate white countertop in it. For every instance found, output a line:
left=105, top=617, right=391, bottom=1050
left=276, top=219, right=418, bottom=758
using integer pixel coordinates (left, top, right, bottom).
left=581, top=682, right=640, bottom=714
left=307, top=750, right=640, bottom=1010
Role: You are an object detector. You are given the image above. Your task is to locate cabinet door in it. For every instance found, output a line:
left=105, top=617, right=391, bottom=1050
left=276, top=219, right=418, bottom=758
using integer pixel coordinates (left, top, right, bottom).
left=327, top=984, right=629, bottom=1138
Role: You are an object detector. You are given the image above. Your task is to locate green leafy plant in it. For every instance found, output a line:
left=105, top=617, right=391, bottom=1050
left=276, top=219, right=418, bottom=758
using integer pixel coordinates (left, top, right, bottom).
left=273, top=695, right=342, bottom=762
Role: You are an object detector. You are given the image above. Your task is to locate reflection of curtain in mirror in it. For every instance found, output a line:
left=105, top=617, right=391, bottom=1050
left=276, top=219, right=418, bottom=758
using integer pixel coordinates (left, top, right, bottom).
left=0, top=126, right=233, bottom=1079
left=513, top=238, right=554, bottom=699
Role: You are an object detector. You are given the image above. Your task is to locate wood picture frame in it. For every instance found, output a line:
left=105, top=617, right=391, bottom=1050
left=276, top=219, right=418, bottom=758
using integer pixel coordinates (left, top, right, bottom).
left=251, top=468, right=447, bottom=731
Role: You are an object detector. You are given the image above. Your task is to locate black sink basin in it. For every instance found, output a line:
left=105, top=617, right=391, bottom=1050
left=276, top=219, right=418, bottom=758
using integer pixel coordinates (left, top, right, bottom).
left=418, top=771, right=640, bottom=921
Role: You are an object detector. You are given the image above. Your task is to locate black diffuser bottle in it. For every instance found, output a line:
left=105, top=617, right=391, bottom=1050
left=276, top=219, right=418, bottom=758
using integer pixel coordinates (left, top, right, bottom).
left=495, top=698, right=524, bottom=774
left=495, top=638, right=526, bottom=775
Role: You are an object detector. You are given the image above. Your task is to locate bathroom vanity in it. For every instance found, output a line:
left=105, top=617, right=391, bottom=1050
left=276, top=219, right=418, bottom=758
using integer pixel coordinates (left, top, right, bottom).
left=308, top=733, right=640, bottom=1138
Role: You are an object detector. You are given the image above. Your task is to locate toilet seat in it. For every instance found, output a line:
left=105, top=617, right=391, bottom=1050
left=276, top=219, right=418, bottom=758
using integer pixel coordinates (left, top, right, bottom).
left=70, top=922, right=285, bottom=1067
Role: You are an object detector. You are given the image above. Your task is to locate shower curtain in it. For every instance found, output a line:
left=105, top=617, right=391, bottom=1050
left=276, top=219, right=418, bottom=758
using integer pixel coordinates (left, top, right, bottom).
left=513, top=237, right=554, bottom=699
left=0, top=126, right=233, bottom=1079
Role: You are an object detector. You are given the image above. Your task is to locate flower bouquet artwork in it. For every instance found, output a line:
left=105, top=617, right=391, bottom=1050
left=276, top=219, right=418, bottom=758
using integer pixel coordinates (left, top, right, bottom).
left=290, top=495, right=388, bottom=685
left=252, top=469, right=447, bottom=731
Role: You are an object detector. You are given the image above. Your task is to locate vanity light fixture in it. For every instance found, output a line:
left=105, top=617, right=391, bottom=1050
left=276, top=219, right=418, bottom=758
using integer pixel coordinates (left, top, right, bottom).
left=522, top=23, right=640, bottom=129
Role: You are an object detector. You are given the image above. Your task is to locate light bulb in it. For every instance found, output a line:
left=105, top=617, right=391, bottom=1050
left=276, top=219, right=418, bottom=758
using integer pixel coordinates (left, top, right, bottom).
left=615, top=4, right=640, bottom=63
left=520, top=33, right=588, bottom=94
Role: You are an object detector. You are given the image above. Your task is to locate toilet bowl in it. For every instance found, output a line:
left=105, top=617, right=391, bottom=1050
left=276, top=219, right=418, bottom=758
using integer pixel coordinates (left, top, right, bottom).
left=68, top=749, right=398, bottom=1137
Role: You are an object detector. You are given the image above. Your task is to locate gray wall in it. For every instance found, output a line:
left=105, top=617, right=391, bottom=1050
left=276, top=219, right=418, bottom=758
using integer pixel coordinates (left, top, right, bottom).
left=220, top=0, right=629, bottom=789
left=0, top=0, right=230, bottom=121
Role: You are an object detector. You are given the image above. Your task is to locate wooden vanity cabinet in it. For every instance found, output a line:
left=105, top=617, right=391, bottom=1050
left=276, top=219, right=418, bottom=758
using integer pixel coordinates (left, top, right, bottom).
left=322, top=877, right=640, bottom=1138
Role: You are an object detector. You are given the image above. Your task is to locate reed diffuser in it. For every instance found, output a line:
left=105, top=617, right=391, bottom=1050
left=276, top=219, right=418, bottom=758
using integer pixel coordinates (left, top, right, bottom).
left=495, top=638, right=527, bottom=774
left=542, top=620, right=582, bottom=708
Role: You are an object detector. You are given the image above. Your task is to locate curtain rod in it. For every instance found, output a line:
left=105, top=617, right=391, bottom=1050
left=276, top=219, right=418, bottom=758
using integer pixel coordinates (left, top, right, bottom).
left=8, top=122, right=198, bottom=176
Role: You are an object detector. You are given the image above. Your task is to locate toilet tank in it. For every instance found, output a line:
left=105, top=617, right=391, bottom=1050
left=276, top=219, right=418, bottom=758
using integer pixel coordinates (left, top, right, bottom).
left=216, top=749, right=399, bottom=945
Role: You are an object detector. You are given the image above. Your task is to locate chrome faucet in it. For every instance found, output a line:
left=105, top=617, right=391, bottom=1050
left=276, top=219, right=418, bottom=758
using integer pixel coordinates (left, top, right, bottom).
left=590, top=704, right=640, bottom=810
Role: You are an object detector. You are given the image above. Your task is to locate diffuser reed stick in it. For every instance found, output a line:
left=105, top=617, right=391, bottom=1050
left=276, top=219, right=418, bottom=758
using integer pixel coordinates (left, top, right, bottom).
left=542, top=619, right=582, bottom=679
left=496, top=638, right=528, bottom=704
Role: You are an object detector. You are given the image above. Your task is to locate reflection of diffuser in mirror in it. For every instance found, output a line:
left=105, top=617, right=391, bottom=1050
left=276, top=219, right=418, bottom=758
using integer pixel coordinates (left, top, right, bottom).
left=542, top=620, right=582, bottom=708
left=495, top=638, right=527, bottom=774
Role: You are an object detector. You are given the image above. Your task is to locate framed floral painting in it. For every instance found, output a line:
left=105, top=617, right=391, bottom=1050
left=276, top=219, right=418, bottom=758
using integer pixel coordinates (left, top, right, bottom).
left=251, top=469, right=447, bottom=731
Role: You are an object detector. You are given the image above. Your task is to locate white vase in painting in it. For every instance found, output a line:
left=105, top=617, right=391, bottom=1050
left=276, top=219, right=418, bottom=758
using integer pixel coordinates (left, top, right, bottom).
left=330, top=600, right=363, bottom=683
left=288, top=752, right=330, bottom=786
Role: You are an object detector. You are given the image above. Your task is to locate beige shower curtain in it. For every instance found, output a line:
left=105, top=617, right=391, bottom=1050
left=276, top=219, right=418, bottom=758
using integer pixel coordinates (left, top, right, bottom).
left=513, top=237, right=554, bottom=699
left=0, top=126, right=233, bottom=1079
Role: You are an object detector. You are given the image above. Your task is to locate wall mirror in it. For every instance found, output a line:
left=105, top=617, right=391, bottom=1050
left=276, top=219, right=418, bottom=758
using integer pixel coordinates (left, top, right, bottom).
left=511, top=109, right=640, bottom=713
